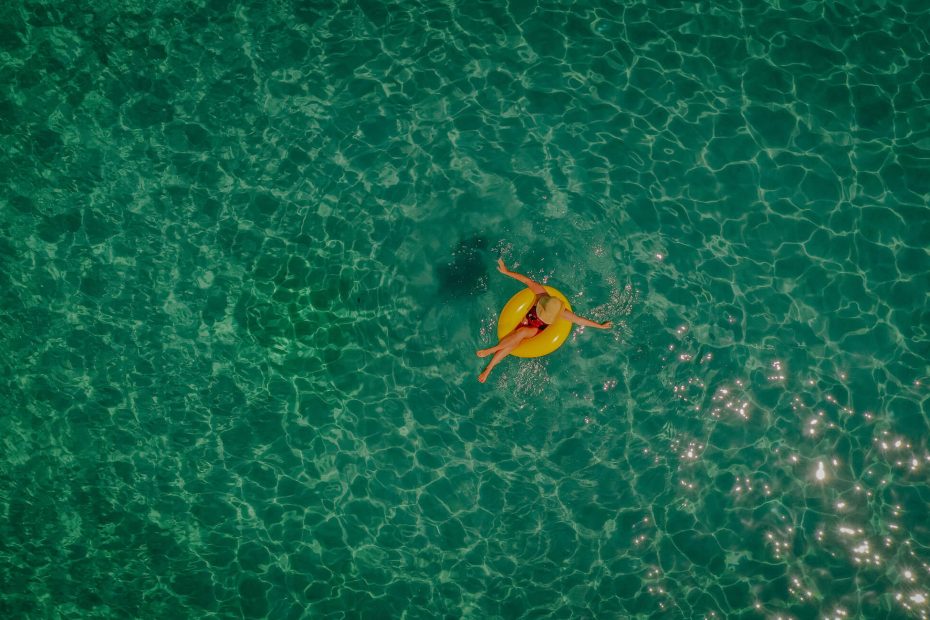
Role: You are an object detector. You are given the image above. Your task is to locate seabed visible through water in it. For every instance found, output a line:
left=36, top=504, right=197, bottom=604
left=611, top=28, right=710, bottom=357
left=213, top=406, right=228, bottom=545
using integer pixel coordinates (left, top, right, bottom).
left=2, top=1, right=929, bottom=618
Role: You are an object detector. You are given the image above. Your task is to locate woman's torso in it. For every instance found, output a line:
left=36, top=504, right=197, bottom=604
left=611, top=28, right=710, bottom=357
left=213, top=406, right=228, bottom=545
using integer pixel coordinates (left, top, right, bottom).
left=521, top=296, right=548, bottom=331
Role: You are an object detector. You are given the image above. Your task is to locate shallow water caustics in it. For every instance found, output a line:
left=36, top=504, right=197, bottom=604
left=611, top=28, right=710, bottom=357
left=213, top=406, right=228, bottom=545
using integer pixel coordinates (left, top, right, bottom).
left=2, top=0, right=930, bottom=618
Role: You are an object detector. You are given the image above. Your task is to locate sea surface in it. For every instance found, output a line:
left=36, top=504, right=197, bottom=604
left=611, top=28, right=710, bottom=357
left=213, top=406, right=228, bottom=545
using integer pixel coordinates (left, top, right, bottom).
left=2, top=0, right=930, bottom=618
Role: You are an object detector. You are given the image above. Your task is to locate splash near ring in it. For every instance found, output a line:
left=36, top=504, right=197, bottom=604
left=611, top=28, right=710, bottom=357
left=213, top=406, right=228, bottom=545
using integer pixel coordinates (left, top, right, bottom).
left=496, top=286, right=573, bottom=358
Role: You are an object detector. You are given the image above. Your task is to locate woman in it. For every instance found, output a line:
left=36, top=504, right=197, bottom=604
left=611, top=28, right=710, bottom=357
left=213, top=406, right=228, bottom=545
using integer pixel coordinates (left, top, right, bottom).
left=477, top=259, right=612, bottom=382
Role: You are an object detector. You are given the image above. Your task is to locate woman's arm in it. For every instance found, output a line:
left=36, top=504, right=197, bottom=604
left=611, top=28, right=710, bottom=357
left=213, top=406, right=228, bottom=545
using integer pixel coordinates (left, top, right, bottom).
left=560, top=309, right=612, bottom=329
left=497, top=259, right=547, bottom=295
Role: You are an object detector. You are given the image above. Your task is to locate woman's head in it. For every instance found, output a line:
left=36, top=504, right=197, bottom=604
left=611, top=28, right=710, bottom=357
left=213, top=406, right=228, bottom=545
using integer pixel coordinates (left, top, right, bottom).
left=536, top=295, right=563, bottom=324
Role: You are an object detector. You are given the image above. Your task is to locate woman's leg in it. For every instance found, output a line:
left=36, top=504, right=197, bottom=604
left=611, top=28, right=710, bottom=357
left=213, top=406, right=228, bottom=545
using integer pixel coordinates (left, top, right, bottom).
left=477, top=325, right=534, bottom=357
left=477, top=327, right=538, bottom=383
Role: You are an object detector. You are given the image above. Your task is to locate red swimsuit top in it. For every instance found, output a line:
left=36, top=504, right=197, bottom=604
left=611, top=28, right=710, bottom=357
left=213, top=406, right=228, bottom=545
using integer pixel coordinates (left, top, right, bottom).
left=522, top=304, right=548, bottom=331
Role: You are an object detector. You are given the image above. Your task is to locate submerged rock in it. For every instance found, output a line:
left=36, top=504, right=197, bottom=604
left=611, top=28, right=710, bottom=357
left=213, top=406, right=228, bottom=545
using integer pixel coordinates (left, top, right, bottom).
left=437, top=234, right=489, bottom=298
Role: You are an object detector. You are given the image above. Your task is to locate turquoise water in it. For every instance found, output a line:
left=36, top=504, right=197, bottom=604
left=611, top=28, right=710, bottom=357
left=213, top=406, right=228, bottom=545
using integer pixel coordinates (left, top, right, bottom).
left=2, top=0, right=930, bottom=617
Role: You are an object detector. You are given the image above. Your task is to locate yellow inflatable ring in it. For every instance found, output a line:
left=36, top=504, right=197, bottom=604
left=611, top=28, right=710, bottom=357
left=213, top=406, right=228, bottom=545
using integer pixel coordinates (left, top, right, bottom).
left=496, top=286, right=573, bottom=358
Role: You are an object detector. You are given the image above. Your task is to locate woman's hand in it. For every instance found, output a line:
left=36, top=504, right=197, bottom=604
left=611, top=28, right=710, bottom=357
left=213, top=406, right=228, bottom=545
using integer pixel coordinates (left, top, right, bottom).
left=497, top=258, right=510, bottom=274
left=600, top=321, right=613, bottom=329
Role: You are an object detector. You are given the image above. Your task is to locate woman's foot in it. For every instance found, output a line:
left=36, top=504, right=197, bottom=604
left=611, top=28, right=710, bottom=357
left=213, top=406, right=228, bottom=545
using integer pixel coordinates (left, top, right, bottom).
left=477, top=371, right=490, bottom=383
left=476, top=348, right=495, bottom=358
